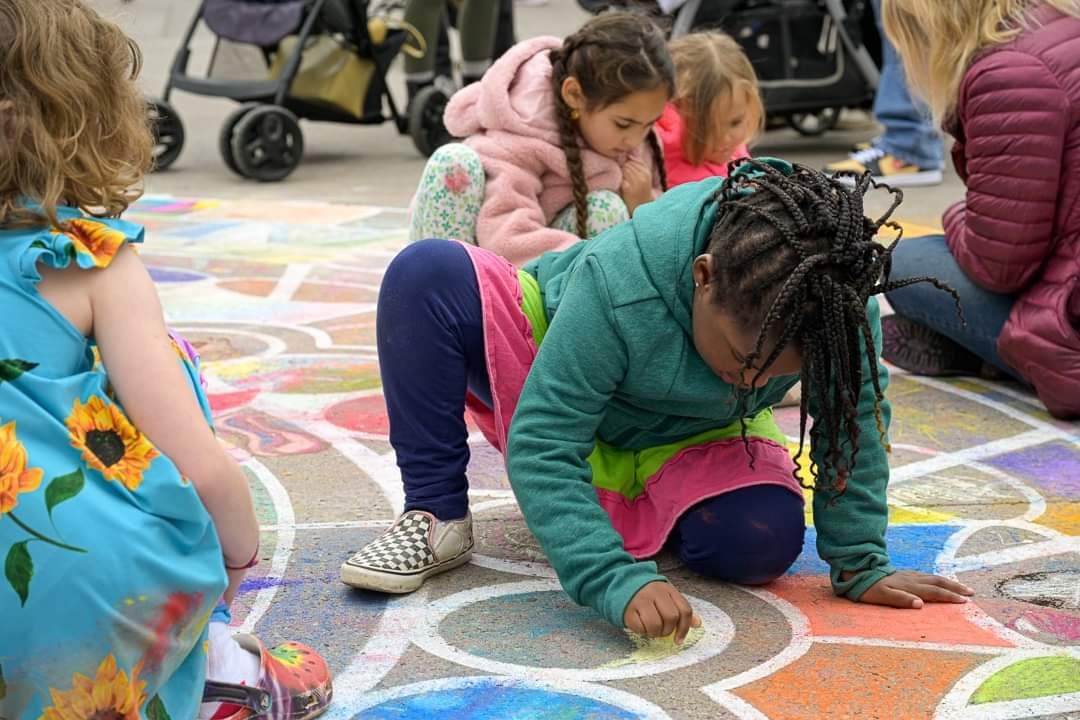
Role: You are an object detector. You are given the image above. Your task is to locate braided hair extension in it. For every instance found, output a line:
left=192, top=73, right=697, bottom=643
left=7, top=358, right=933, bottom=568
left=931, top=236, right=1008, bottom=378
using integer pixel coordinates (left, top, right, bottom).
left=549, top=12, right=674, bottom=238
left=707, top=159, right=963, bottom=495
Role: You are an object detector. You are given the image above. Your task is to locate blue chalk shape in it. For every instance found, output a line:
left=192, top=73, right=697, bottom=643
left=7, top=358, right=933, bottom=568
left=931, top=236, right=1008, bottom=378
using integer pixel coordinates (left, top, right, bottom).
left=354, top=683, right=641, bottom=719
left=787, top=524, right=959, bottom=576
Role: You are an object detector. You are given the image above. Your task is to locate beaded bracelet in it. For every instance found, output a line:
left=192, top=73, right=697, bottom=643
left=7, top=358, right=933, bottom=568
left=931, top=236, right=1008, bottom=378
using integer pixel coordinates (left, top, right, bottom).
left=224, top=542, right=260, bottom=570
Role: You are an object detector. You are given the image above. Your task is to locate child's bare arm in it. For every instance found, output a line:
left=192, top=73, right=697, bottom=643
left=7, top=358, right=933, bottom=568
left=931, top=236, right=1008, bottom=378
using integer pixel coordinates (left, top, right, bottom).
left=88, top=245, right=259, bottom=569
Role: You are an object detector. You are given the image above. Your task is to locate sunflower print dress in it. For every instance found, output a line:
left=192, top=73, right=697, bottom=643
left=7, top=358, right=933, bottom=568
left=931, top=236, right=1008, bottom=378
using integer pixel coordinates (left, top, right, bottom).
left=0, top=210, right=226, bottom=720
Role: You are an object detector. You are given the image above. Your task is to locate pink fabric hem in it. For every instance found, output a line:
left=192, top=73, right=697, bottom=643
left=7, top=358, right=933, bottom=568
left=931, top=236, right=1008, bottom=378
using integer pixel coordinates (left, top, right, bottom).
left=459, top=242, right=538, bottom=453
left=596, top=437, right=803, bottom=559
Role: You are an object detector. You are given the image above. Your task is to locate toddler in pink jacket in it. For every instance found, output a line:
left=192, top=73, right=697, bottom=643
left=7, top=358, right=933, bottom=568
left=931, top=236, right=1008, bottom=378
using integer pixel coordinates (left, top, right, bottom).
left=657, top=32, right=763, bottom=188
left=409, top=13, right=674, bottom=266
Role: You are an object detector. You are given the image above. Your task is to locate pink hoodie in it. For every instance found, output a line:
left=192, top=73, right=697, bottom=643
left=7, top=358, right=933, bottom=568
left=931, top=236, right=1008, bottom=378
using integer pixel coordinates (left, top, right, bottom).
left=655, top=103, right=749, bottom=187
left=444, top=36, right=661, bottom=266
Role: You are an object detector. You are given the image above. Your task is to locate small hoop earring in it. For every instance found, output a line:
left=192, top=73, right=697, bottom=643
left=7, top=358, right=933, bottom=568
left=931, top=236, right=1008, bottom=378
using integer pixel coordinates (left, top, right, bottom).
left=570, top=109, right=580, bottom=121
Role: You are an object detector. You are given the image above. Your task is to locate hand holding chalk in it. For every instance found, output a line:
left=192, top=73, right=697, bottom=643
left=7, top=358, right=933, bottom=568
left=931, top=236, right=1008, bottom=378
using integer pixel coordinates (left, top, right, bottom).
left=624, top=580, right=702, bottom=644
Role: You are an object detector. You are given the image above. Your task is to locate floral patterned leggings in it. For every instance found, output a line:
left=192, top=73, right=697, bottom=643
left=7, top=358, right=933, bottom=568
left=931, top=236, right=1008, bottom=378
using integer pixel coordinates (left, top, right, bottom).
left=408, top=142, right=630, bottom=244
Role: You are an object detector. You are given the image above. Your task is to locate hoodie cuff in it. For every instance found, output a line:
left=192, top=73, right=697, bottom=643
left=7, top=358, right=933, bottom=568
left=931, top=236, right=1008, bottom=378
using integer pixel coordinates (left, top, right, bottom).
left=830, top=556, right=896, bottom=601
left=604, top=563, right=667, bottom=629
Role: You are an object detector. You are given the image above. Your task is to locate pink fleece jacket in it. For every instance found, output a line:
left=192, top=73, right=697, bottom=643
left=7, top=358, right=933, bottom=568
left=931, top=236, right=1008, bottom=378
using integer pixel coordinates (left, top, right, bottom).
left=444, top=36, right=661, bottom=266
left=655, top=103, right=749, bottom=187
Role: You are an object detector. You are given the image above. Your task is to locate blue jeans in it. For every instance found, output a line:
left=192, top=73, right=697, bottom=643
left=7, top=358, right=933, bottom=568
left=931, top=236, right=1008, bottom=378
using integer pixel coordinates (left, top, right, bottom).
left=871, top=0, right=943, bottom=169
left=886, top=235, right=1019, bottom=378
left=378, top=239, right=805, bottom=583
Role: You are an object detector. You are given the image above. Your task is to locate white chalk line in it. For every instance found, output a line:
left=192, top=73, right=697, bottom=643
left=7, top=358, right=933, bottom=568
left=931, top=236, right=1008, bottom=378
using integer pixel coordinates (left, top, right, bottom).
left=236, top=457, right=296, bottom=635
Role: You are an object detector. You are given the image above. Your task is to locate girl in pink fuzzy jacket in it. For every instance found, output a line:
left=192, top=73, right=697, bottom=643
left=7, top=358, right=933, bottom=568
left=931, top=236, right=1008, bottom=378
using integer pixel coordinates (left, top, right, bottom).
left=658, top=32, right=763, bottom=187
left=408, top=13, right=675, bottom=266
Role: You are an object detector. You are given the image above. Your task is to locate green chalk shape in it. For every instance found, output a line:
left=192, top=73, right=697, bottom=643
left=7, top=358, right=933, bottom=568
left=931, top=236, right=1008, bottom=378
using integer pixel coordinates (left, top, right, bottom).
left=971, top=656, right=1080, bottom=705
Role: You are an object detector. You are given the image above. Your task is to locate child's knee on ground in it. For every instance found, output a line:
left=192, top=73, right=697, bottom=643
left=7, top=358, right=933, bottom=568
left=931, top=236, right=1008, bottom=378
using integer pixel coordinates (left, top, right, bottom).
left=674, top=485, right=805, bottom=585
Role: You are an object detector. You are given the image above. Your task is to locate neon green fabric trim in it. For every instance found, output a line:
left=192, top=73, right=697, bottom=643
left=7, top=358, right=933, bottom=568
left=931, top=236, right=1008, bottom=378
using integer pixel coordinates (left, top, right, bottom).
left=518, top=270, right=548, bottom=347
left=587, top=409, right=786, bottom=500
left=516, top=270, right=783, bottom=502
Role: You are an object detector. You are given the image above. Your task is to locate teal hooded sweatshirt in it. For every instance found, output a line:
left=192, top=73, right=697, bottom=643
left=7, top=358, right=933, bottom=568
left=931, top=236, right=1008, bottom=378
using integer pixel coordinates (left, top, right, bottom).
left=509, top=168, right=896, bottom=628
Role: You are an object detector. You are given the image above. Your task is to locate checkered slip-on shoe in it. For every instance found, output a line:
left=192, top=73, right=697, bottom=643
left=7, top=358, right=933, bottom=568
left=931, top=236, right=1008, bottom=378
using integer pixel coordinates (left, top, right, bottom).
left=340, top=510, right=473, bottom=593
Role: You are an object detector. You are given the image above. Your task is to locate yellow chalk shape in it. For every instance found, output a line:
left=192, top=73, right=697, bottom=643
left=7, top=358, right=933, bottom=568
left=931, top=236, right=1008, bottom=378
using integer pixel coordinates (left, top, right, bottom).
left=889, top=505, right=955, bottom=524
left=599, top=626, right=706, bottom=669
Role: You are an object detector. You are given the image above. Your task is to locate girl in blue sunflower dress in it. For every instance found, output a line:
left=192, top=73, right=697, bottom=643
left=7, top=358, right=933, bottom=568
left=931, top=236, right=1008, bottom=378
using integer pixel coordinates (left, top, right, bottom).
left=0, top=2, right=331, bottom=719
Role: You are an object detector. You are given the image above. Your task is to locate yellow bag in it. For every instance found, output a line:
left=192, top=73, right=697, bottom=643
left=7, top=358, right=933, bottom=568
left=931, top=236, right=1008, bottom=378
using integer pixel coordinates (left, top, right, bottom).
left=269, top=35, right=375, bottom=119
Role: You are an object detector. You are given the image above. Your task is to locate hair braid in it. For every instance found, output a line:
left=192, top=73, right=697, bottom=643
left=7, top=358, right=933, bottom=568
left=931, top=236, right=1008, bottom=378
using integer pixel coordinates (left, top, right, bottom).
left=555, top=100, right=591, bottom=239
left=546, top=12, right=675, bottom=239
left=647, top=129, right=668, bottom=192
left=707, top=159, right=963, bottom=494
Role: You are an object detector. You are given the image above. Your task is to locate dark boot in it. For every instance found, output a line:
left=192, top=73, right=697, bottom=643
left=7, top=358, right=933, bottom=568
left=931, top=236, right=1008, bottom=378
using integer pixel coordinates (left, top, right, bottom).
left=881, top=315, right=982, bottom=376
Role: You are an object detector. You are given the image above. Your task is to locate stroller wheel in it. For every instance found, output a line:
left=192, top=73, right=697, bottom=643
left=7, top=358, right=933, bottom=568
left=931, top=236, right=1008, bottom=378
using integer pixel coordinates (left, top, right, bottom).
left=408, top=85, right=453, bottom=158
left=230, top=106, right=304, bottom=182
left=219, top=103, right=261, bottom=177
left=787, top=108, right=841, bottom=137
left=148, top=99, right=184, bottom=171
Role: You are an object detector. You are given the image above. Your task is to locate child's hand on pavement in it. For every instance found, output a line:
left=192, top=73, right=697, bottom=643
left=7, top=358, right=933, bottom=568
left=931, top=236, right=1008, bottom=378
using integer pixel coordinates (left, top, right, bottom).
left=624, top=580, right=701, bottom=644
left=851, top=570, right=975, bottom=608
left=620, top=159, right=653, bottom=217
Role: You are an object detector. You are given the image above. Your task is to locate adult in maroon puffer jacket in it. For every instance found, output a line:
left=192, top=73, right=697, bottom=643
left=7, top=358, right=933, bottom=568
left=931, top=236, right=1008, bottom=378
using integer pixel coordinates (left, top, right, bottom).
left=877, top=0, right=1080, bottom=419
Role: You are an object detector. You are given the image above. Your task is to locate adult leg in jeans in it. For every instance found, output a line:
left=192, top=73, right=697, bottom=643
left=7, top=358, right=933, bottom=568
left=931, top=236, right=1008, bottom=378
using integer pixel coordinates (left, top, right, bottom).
left=870, top=0, right=943, bottom=170
left=884, top=235, right=1021, bottom=380
left=826, top=0, right=943, bottom=184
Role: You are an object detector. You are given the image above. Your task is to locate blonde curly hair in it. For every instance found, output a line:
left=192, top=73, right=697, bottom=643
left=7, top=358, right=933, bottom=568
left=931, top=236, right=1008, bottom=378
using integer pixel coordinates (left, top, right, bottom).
left=0, top=0, right=152, bottom=230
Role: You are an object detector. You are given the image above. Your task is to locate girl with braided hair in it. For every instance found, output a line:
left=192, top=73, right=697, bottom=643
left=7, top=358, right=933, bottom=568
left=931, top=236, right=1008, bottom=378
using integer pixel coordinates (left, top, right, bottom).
left=344, top=158, right=973, bottom=643
left=408, top=12, right=674, bottom=266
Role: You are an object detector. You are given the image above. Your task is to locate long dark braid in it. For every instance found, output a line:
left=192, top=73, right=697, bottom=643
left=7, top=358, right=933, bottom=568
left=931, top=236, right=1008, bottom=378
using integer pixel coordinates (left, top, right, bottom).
left=709, top=159, right=962, bottom=494
left=549, top=12, right=674, bottom=239
left=647, top=129, right=669, bottom=193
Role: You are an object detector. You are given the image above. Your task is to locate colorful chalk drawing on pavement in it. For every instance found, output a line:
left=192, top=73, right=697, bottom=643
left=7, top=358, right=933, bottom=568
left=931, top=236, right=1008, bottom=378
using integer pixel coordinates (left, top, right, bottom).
left=137, top=195, right=1080, bottom=719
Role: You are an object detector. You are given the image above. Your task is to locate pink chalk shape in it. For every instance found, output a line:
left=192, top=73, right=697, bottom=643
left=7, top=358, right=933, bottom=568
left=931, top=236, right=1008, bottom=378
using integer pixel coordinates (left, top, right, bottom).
left=208, top=389, right=261, bottom=414
left=1006, top=608, right=1080, bottom=642
left=325, top=395, right=390, bottom=437
left=768, top=576, right=1015, bottom=646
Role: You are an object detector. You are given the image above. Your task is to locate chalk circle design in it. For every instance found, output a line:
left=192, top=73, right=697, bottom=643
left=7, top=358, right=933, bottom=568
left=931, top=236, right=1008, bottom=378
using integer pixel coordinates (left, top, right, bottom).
left=412, top=579, right=733, bottom=682
left=347, top=675, right=672, bottom=719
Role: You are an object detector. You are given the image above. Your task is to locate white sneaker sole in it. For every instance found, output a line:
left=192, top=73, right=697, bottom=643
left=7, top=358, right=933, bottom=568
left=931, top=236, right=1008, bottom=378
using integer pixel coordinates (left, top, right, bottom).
left=340, top=547, right=474, bottom=594
left=832, top=169, right=944, bottom=188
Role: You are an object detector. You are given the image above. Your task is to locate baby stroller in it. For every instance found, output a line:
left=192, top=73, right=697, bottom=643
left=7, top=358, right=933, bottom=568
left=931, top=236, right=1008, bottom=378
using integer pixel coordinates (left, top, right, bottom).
left=580, top=0, right=881, bottom=137
left=149, top=0, right=449, bottom=180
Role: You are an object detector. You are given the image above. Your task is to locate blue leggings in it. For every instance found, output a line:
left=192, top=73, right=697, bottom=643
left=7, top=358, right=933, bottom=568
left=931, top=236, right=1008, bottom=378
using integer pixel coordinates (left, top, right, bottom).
left=377, top=240, right=805, bottom=584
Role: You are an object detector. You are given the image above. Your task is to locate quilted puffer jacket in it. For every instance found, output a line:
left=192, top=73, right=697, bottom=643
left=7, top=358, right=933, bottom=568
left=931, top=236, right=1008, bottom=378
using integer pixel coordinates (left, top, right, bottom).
left=943, top=4, right=1080, bottom=418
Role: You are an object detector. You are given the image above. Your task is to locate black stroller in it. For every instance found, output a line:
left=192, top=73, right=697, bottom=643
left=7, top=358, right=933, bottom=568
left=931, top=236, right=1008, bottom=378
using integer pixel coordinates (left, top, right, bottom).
left=579, top=0, right=882, bottom=137
left=149, top=0, right=451, bottom=180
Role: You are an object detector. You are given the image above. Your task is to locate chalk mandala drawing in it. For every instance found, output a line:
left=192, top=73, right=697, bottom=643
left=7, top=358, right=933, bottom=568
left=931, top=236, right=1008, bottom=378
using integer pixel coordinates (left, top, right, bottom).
left=136, top=196, right=1080, bottom=719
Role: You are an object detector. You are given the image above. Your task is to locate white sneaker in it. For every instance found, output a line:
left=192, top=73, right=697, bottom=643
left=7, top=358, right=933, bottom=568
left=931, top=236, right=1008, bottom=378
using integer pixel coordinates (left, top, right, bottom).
left=340, top=510, right=473, bottom=593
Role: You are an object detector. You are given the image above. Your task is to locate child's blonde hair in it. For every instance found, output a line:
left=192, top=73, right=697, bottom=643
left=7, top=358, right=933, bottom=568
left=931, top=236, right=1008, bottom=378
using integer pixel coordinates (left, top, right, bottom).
left=669, top=32, right=763, bottom=167
left=0, top=0, right=152, bottom=230
left=883, top=0, right=1080, bottom=123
